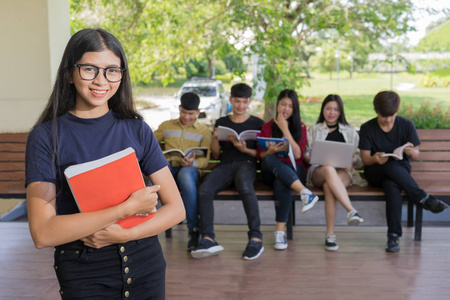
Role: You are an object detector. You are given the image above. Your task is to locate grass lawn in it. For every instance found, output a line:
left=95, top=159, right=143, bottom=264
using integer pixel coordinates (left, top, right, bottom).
left=298, top=72, right=450, bottom=128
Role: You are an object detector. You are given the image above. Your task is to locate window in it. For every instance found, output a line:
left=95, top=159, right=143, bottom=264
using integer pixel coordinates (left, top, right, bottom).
left=182, top=86, right=217, bottom=97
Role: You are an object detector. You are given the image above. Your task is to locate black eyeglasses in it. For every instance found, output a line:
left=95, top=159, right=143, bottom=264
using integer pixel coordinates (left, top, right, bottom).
left=73, top=64, right=126, bottom=82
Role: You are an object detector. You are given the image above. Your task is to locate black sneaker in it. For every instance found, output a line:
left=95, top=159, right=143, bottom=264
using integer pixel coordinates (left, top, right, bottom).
left=191, top=238, right=224, bottom=259
left=242, top=240, right=264, bottom=260
left=187, top=228, right=200, bottom=251
left=386, top=233, right=400, bottom=253
left=423, top=195, right=449, bottom=213
left=325, top=234, right=339, bottom=251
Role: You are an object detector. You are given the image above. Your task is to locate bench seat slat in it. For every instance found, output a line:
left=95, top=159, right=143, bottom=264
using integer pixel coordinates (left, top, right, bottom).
left=419, top=141, right=450, bottom=151
left=0, top=172, right=25, bottom=181
left=417, top=152, right=450, bottom=161
left=417, top=129, right=450, bottom=140
left=0, top=133, right=29, bottom=142
left=0, top=162, right=26, bottom=172
left=410, top=161, right=450, bottom=171
left=0, top=152, right=26, bottom=162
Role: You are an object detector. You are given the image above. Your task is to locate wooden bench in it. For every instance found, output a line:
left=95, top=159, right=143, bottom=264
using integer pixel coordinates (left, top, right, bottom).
left=0, top=133, right=28, bottom=198
left=165, top=129, right=450, bottom=241
left=2, top=130, right=449, bottom=242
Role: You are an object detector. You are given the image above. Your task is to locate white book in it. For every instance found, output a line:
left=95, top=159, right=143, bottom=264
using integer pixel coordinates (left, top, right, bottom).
left=217, top=125, right=260, bottom=141
left=163, top=147, right=208, bottom=158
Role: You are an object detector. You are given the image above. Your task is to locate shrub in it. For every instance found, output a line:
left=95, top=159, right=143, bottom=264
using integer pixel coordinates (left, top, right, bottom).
left=420, top=68, right=450, bottom=88
left=215, top=73, right=232, bottom=83
left=400, top=101, right=450, bottom=129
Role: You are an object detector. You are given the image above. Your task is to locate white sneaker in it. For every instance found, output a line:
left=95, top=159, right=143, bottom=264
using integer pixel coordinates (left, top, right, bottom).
left=274, top=231, right=288, bottom=250
left=301, top=193, right=319, bottom=213
left=347, top=210, right=364, bottom=225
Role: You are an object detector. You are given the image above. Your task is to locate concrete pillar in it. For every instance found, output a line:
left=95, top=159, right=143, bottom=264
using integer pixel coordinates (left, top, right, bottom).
left=0, top=0, right=70, bottom=132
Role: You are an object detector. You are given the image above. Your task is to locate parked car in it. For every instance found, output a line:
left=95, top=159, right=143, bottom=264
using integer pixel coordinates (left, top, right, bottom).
left=170, top=77, right=229, bottom=124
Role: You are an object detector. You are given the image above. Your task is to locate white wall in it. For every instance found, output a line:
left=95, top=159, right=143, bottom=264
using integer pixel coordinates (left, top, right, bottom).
left=0, top=0, right=70, bottom=132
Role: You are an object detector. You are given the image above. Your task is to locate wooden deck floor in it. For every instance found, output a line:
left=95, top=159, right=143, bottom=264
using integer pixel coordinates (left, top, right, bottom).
left=1, top=222, right=450, bottom=300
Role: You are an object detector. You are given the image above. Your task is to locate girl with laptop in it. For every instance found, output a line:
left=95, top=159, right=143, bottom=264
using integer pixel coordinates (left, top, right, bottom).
left=306, top=94, right=366, bottom=251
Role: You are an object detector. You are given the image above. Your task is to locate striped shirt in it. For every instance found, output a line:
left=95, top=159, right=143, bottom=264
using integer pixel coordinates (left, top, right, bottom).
left=154, top=118, right=212, bottom=168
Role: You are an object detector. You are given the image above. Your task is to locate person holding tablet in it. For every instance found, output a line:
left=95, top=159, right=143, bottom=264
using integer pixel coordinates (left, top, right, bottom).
left=306, top=94, right=365, bottom=251
left=258, top=89, right=318, bottom=250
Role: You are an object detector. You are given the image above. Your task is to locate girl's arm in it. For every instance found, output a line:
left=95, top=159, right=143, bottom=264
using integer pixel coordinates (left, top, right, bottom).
left=81, top=166, right=185, bottom=248
left=27, top=181, right=160, bottom=249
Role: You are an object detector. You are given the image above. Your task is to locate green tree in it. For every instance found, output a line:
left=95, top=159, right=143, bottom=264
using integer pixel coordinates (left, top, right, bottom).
left=225, top=0, right=414, bottom=119
left=71, top=0, right=414, bottom=119
left=70, top=0, right=232, bottom=85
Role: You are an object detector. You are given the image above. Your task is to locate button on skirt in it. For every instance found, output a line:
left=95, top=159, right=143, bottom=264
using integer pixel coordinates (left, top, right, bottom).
left=54, top=236, right=166, bottom=300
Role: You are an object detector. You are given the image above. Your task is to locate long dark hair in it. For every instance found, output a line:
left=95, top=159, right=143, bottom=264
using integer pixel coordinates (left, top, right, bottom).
left=316, top=94, right=348, bottom=125
left=272, top=89, right=302, bottom=142
left=32, top=29, right=142, bottom=189
left=36, top=28, right=141, bottom=126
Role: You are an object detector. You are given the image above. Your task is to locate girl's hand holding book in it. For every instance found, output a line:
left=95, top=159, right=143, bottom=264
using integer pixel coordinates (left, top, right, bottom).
left=122, top=185, right=160, bottom=218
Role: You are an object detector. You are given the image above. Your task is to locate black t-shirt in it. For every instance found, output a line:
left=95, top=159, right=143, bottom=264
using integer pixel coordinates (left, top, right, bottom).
left=359, top=115, right=420, bottom=163
left=326, top=127, right=345, bottom=142
left=215, top=115, right=265, bottom=165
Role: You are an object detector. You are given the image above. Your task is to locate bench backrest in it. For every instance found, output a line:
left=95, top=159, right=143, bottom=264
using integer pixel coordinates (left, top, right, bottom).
left=410, top=129, right=450, bottom=183
left=0, top=133, right=28, bottom=195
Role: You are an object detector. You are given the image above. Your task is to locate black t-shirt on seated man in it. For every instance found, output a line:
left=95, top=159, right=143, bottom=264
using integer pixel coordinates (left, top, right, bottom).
left=358, top=115, right=420, bottom=164
left=215, top=115, right=265, bottom=165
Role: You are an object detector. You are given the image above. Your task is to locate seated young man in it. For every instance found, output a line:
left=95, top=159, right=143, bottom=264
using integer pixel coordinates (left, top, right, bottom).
left=359, top=91, right=448, bottom=253
left=154, top=92, right=212, bottom=251
left=191, top=83, right=265, bottom=261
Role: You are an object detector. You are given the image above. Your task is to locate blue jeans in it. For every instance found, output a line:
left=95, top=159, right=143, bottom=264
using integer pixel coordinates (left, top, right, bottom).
left=261, top=155, right=307, bottom=223
left=198, top=160, right=262, bottom=240
left=169, top=164, right=200, bottom=230
left=364, top=159, right=427, bottom=237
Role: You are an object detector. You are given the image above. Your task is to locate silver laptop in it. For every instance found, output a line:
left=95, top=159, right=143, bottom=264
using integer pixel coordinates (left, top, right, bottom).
left=309, top=140, right=354, bottom=169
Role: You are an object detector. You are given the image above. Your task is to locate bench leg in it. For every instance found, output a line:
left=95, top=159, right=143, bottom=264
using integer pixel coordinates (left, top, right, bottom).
left=407, top=200, right=414, bottom=227
left=414, top=204, right=423, bottom=241
left=286, top=204, right=294, bottom=240
left=165, top=227, right=172, bottom=238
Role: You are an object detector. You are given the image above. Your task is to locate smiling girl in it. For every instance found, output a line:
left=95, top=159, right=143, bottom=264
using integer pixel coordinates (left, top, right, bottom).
left=25, top=28, right=185, bottom=299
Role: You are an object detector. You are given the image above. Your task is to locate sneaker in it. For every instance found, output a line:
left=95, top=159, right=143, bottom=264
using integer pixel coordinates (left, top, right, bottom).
left=325, top=234, right=339, bottom=251
left=347, top=210, right=364, bottom=225
left=187, top=228, right=200, bottom=251
left=274, top=231, right=288, bottom=250
left=301, top=193, right=319, bottom=213
left=242, top=240, right=264, bottom=260
left=386, top=233, right=400, bottom=252
left=423, top=195, right=448, bottom=213
left=191, top=238, right=224, bottom=259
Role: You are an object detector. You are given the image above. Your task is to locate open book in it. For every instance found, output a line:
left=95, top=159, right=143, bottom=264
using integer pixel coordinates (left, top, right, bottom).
left=257, top=136, right=297, bottom=171
left=217, top=125, right=260, bottom=141
left=64, top=147, right=153, bottom=229
left=163, top=147, right=208, bottom=158
left=380, top=143, right=412, bottom=160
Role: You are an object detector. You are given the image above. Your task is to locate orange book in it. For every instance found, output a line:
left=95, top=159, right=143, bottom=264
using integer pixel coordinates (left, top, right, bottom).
left=64, top=147, right=154, bottom=228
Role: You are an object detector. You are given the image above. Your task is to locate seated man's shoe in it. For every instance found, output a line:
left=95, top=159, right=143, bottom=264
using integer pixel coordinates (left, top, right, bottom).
left=423, top=195, right=449, bottom=213
left=187, top=228, right=200, bottom=251
left=386, top=233, right=400, bottom=253
left=242, top=239, right=264, bottom=260
left=191, top=238, right=224, bottom=259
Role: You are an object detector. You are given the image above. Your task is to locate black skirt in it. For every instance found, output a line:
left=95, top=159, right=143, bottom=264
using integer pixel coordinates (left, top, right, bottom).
left=54, top=236, right=166, bottom=300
